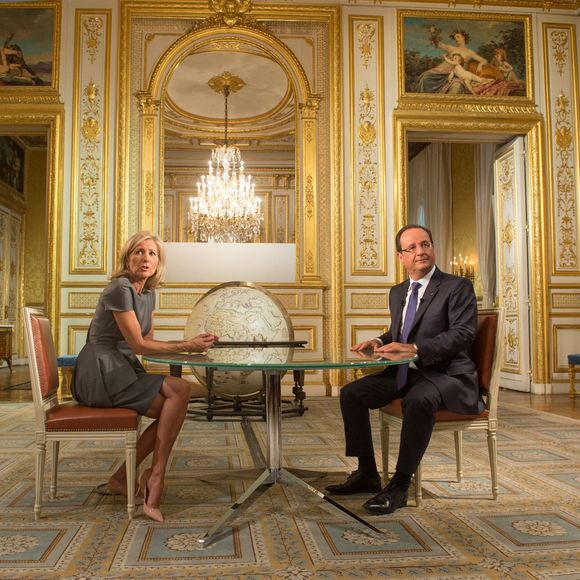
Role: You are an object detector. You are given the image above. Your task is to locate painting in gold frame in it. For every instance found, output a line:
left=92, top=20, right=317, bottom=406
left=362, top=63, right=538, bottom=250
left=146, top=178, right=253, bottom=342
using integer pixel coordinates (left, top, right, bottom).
left=0, top=1, right=60, bottom=93
left=399, top=10, right=532, bottom=103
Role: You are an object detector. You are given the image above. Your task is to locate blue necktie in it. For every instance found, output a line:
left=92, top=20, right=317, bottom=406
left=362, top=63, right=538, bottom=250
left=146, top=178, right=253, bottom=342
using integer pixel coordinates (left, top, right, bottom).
left=396, top=282, right=420, bottom=389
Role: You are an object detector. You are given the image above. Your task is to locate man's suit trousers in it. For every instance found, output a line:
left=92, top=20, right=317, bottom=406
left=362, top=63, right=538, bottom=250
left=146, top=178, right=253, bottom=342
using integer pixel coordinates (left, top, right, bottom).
left=339, top=369, right=444, bottom=475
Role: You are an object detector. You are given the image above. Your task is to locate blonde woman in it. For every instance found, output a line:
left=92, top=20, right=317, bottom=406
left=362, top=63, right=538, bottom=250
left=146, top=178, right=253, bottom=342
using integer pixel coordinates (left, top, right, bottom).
left=73, top=231, right=217, bottom=521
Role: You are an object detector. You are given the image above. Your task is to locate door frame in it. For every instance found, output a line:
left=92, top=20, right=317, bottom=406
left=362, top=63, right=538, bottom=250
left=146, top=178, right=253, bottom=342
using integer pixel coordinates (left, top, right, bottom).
left=394, top=109, right=549, bottom=389
left=0, top=105, right=64, bottom=346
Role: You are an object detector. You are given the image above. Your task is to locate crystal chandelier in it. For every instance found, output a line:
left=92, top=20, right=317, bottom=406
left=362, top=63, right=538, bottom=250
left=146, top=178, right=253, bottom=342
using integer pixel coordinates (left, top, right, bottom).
left=188, top=71, right=263, bottom=243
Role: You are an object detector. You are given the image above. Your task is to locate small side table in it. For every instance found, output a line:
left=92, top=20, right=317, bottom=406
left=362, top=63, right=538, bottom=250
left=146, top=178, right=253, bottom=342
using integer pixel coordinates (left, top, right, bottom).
left=568, top=354, right=580, bottom=399
left=57, top=355, right=78, bottom=399
left=0, top=325, right=14, bottom=372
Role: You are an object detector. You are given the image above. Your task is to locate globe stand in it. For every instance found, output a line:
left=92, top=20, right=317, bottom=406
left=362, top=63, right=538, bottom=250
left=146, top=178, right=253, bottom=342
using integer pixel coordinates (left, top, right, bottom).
left=187, top=369, right=307, bottom=421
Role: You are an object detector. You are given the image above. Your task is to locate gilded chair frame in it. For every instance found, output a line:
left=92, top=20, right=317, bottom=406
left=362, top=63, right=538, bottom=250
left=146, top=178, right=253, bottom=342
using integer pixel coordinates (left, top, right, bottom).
left=380, top=308, right=504, bottom=507
left=23, top=307, right=141, bottom=520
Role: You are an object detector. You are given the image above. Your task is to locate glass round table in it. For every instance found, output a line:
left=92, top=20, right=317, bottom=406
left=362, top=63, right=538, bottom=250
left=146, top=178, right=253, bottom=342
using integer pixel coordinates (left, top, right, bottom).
left=144, top=347, right=416, bottom=546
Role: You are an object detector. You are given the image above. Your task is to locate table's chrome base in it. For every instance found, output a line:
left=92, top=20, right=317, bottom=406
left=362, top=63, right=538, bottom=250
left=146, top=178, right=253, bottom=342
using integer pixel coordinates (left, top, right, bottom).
left=197, top=467, right=383, bottom=547
left=196, top=467, right=327, bottom=485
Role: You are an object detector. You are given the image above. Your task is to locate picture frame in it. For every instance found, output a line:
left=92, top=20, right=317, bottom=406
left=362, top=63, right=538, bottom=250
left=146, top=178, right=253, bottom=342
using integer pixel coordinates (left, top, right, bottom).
left=0, top=136, right=25, bottom=195
left=399, top=10, right=533, bottom=103
left=0, top=1, right=60, bottom=95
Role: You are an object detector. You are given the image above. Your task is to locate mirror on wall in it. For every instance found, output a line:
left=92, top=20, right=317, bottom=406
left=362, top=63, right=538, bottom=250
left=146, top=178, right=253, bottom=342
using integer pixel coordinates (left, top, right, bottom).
left=162, top=49, right=296, bottom=243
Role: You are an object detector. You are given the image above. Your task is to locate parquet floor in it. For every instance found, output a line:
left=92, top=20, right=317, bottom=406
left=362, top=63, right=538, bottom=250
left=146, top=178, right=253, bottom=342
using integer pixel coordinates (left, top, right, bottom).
left=0, top=364, right=578, bottom=418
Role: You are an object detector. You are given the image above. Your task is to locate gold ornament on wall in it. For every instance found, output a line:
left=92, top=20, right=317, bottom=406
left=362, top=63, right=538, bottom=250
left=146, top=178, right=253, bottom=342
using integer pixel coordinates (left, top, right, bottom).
left=78, top=80, right=102, bottom=266
left=550, top=30, right=569, bottom=75
left=554, top=91, right=577, bottom=269
left=357, top=23, right=375, bottom=69
left=356, top=85, right=378, bottom=269
left=83, top=16, right=103, bottom=65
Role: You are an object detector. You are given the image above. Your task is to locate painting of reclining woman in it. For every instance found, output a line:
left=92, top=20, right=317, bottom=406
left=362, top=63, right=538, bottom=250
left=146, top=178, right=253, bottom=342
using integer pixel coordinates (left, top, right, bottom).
left=400, top=12, right=530, bottom=99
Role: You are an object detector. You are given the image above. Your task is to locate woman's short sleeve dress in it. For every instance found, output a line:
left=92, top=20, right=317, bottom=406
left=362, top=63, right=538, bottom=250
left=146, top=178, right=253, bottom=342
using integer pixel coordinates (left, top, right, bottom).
left=72, top=276, right=164, bottom=414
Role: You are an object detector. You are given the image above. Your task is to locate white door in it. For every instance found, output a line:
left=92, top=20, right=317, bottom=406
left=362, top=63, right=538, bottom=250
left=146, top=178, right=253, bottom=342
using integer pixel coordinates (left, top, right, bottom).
left=493, top=137, right=531, bottom=392
left=0, top=204, right=22, bottom=353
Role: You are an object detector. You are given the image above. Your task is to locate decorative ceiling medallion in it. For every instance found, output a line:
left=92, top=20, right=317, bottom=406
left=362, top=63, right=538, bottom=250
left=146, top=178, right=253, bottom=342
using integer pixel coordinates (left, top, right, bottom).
left=208, top=71, right=245, bottom=95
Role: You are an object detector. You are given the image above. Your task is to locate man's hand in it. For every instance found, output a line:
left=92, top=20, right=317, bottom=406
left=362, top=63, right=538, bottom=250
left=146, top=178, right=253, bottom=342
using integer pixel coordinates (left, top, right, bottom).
left=351, top=338, right=381, bottom=352
left=375, top=341, right=417, bottom=356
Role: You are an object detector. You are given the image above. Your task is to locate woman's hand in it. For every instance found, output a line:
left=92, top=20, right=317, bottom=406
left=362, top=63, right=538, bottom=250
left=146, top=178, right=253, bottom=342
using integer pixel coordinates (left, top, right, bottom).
left=184, top=332, right=219, bottom=353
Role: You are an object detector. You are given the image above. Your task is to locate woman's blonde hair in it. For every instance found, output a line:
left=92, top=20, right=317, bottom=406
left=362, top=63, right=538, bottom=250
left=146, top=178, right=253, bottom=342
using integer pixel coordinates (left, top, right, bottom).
left=111, top=231, right=166, bottom=291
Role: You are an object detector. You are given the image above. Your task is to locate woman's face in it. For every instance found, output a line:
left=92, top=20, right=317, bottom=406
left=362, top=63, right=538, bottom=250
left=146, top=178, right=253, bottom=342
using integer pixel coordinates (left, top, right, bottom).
left=453, top=32, right=466, bottom=45
left=127, top=239, right=159, bottom=283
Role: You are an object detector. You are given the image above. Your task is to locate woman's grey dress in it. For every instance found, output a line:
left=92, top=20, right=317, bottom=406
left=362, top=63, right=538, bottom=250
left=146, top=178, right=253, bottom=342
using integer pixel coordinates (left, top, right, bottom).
left=72, top=276, right=164, bottom=414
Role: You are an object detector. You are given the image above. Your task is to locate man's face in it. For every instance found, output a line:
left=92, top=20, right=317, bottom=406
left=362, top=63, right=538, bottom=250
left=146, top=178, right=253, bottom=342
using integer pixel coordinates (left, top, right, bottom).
left=397, top=228, right=436, bottom=280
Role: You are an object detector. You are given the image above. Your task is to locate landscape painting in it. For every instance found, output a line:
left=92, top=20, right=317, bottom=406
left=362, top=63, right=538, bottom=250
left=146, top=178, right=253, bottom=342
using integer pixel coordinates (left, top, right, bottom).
left=400, top=11, right=531, bottom=99
left=0, top=3, right=58, bottom=88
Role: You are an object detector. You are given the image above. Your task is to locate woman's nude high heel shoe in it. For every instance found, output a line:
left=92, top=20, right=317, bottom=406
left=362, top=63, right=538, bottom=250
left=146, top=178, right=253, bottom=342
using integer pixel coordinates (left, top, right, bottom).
left=139, top=470, right=164, bottom=523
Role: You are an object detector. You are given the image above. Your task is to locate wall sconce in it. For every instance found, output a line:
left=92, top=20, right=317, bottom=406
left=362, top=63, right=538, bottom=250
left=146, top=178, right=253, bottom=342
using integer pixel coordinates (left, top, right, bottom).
left=451, top=254, right=476, bottom=283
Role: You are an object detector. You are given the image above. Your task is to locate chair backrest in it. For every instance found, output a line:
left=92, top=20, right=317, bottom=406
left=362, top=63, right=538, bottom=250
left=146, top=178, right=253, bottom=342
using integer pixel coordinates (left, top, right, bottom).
left=472, top=308, right=504, bottom=413
left=23, top=307, right=60, bottom=428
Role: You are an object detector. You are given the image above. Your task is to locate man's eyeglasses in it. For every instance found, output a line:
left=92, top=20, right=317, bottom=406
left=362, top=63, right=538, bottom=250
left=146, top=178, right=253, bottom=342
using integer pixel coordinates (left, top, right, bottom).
left=399, top=241, right=434, bottom=254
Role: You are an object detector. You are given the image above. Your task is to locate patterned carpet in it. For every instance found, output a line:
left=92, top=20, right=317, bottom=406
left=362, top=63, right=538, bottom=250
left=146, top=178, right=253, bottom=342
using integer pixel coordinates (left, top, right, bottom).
left=0, top=397, right=579, bottom=578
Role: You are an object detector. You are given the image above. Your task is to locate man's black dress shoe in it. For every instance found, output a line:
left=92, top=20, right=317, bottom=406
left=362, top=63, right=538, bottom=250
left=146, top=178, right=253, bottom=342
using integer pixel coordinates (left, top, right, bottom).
left=325, top=470, right=382, bottom=495
left=363, top=480, right=408, bottom=514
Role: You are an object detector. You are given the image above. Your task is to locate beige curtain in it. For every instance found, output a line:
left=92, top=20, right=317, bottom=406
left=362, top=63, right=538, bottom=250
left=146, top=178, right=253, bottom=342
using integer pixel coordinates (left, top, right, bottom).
left=475, top=144, right=497, bottom=308
left=408, top=143, right=453, bottom=272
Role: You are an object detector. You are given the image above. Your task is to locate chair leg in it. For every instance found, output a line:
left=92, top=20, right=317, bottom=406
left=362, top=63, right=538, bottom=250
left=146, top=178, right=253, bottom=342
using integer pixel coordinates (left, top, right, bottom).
left=125, top=432, right=138, bottom=520
left=454, top=431, right=463, bottom=482
left=35, top=438, right=46, bottom=520
left=415, top=463, right=423, bottom=507
left=380, top=415, right=390, bottom=482
left=487, top=428, right=498, bottom=500
left=569, top=364, right=577, bottom=399
left=50, top=440, right=59, bottom=499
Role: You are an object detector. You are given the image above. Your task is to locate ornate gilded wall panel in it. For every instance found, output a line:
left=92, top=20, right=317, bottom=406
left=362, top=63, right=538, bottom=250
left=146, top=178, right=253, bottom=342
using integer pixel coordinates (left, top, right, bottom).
left=552, top=323, right=580, bottom=374
left=349, top=16, right=386, bottom=277
left=348, top=322, right=389, bottom=350
left=68, top=292, right=100, bottom=310
left=70, top=10, right=111, bottom=274
left=350, top=292, right=388, bottom=311
left=159, top=292, right=205, bottom=310
left=552, top=291, right=580, bottom=309
left=495, top=146, right=525, bottom=376
left=543, top=24, right=580, bottom=274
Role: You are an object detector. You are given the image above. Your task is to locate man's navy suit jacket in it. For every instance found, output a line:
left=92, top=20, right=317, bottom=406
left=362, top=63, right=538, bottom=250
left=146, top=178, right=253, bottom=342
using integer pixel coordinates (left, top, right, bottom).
left=378, top=267, right=484, bottom=415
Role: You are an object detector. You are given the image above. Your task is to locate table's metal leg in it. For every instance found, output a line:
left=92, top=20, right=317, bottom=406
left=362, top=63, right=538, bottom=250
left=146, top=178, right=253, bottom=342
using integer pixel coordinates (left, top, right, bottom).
left=265, top=370, right=282, bottom=478
left=280, top=468, right=383, bottom=535
left=196, top=370, right=285, bottom=547
left=196, top=369, right=383, bottom=546
left=197, top=468, right=275, bottom=547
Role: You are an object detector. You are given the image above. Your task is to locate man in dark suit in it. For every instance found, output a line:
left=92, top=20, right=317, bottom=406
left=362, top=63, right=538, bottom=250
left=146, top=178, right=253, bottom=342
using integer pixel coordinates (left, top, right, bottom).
left=326, top=224, right=482, bottom=514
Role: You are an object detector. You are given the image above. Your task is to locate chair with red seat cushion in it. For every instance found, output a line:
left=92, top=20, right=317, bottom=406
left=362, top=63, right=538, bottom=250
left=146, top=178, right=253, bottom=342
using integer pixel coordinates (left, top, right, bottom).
left=380, top=309, right=504, bottom=506
left=568, top=354, right=580, bottom=399
left=23, top=307, right=141, bottom=520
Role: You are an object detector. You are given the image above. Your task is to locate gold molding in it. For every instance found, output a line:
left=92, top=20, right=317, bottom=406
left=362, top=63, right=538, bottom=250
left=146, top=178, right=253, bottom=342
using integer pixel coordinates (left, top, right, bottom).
left=349, top=16, right=386, bottom=276
left=396, top=10, right=535, bottom=109
left=70, top=10, right=111, bottom=274
left=551, top=323, right=580, bottom=374
left=350, top=324, right=389, bottom=349
left=394, top=109, right=548, bottom=384
left=542, top=23, right=580, bottom=276
left=0, top=106, right=64, bottom=346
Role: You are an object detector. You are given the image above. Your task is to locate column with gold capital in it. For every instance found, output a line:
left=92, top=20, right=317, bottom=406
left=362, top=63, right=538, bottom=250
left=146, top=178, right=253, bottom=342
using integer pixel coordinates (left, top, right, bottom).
left=298, top=97, right=321, bottom=281
left=136, top=92, right=161, bottom=234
